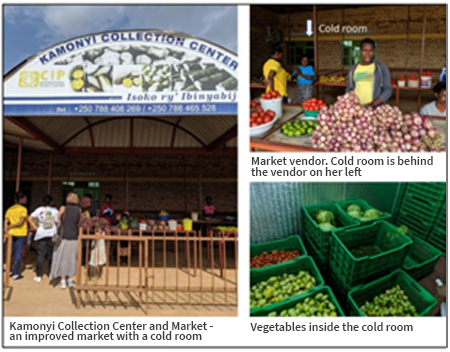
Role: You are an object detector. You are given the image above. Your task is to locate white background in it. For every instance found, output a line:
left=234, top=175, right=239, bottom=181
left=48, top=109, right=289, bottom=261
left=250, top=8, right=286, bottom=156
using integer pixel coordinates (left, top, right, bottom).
left=2, top=1, right=448, bottom=351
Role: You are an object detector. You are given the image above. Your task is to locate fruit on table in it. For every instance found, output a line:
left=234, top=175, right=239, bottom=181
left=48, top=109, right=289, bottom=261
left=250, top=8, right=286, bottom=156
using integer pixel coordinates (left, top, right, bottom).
left=119, top=217, right=130, bottom=230
left=250, top=108, right=276, bottom=127
left=303, top=98, right=326, bottom=111
left=261, top=89, right=281, bottom=100
left=159, top=210, right=169, bottom=216
left=216, top=226, right=238, bottom=231
left=319, top=75, right=347, bottom=84
left=267, top=292, right=338, bottom=317
left=251, top=250, right=301, bottom=269
left=281, top=120, right=318, bottom=137
left=359, top=285, right=418, bottom=316
left=250, top=271, right=317, bottom=309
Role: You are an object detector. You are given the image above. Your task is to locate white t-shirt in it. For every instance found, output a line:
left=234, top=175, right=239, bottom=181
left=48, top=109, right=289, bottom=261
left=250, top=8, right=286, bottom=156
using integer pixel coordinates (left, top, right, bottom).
left=31, top=206, right=59, bottom=241
left=420, top=101, right=447, bottom=117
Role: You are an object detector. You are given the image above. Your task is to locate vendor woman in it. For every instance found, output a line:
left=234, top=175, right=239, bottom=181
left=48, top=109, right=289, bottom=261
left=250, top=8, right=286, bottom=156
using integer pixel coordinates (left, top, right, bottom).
left=346, top=38, right=392, bottom=108
left=263, top=44, right=291, bottom=103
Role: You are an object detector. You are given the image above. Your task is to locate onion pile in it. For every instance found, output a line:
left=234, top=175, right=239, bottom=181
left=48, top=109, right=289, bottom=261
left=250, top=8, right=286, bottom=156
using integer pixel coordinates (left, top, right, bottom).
left=312, top=92, right=445, bottom=152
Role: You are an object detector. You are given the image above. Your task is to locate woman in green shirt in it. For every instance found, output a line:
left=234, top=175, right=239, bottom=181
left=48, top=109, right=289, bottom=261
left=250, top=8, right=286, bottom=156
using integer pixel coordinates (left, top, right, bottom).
left=346, top=38, right=392, bottom=108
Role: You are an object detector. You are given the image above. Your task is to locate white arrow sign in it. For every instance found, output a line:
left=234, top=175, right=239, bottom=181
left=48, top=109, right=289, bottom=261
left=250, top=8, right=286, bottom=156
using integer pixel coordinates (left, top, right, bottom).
left=306, top=19, right=313, bottom=37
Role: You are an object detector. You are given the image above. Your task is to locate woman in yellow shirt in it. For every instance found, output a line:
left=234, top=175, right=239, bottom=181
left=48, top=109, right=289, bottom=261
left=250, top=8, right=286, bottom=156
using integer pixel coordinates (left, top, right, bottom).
left=263, top=44, right=291, bottom=103
left=4, top=191, right=29, bottom=281
left=346, top=38, right=392, bottom=108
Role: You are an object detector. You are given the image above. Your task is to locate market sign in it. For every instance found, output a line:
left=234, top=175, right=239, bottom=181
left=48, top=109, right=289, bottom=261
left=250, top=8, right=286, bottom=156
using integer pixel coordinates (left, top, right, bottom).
left=4, top=30, right=238, bottom=116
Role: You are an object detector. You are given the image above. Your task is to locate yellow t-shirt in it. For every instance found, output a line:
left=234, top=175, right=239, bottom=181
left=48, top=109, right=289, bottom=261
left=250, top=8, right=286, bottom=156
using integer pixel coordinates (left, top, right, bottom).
left=5, top=204, right=28, bottom=237
left=354, top=63, right=375, bottom=105
left=263, top=58, right=291, bottom=97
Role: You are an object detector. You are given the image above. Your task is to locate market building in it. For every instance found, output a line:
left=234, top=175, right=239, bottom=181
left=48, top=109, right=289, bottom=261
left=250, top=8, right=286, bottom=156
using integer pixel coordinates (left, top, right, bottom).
left=4, top=30, right=238, bottom=316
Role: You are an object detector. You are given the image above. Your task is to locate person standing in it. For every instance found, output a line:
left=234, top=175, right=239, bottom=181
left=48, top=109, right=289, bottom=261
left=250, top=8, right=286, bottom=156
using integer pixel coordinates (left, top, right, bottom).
left=4, top=191, right=29, bottom=281
left=203, top=196, right=216, bottom=218
left=50, top=192, right=81, bottom=289
left=346, top=38, right=392, bottom=108
left=263, top=44, right=292, bottom=103
left=28, top=195, right=58, bottom=283
left=99, top=194, right=114, bottom=225
left=292, top=55, right=315, bottom=105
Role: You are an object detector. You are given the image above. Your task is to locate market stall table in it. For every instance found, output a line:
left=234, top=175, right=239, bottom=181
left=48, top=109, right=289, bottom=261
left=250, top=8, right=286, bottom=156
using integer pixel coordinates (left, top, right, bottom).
left=250, top=111, right=446, bottom=152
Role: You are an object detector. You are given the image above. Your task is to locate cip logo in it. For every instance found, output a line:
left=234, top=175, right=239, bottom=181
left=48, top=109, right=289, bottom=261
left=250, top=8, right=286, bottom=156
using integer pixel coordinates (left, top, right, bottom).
left=19, top=71, right=39, bottom=88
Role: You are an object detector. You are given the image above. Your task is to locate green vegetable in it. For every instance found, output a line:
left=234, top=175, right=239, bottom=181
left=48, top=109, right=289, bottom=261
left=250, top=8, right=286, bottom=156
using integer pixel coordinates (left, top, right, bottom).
left=397, top=225, right=410, bottom=236
left=359, top=285, right=418, bottom=317
left=267, top=292, right=339, bottom=317
left=250, top=271, right=317, bottom=309
left=362, top=208, right=382, bottom=220
left=350, top=245, right=381, bottom=258
left=314, top=210, right=335, bottom=224
left=318, top=222, right=336, bottom=231
left=348, top=210, right=363, bottom=219
left=347, top=204, right=362, bottom=213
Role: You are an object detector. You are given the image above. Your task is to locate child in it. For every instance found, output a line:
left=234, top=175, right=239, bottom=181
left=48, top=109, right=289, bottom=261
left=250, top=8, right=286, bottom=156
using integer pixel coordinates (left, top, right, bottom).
left=88, top=218, right=108, bottom=280
left=292, top=55, right=315, bottom=105
left=203, top=196, right=215, bottom=218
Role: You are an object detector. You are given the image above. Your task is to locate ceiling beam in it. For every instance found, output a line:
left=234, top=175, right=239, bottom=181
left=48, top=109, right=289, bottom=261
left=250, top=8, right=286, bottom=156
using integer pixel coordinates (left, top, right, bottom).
left=64, top=147, right=236, bottom=155
left=84, top=117, right=95, bottom=147
left=205, top=125, right=237, bottom=151
left=6, top=116, right=62, bottom=152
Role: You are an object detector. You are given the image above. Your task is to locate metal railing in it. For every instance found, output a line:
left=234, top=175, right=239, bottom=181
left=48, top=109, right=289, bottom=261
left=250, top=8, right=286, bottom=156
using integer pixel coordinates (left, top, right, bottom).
left=75, top=228, right=238, bottom=313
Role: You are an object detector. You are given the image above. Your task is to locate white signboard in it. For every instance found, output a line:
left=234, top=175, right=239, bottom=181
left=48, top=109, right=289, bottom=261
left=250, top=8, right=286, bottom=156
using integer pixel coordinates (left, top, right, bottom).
left=4, top=30, right=238, bottom=115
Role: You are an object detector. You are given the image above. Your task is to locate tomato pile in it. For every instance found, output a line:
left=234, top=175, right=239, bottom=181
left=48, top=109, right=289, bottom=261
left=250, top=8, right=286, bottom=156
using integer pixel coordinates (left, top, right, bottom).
left=302, top=98, right=326, bottom=111
left=261, top=89, right=281, bottom=100
left=421, top=71, right=432, bottom=77
left=250, top=249, right=301, bottom=269
left=250, top=100, right=261, bottom=109
left=250, top=108, right=276, bottom=128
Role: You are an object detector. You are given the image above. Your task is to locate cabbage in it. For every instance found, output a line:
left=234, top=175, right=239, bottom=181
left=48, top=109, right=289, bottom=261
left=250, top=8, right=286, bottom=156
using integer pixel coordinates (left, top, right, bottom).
left=362, top=208, right=382, bottom=220
left=348, top=210, right=363, bottom=219
left=314, top=210, right=335, bottom=224
left=397, top=225, right=410, bottom=235
left=347, top=204, right=362, bottom=213
left=318, top=222, right=336, bottom=231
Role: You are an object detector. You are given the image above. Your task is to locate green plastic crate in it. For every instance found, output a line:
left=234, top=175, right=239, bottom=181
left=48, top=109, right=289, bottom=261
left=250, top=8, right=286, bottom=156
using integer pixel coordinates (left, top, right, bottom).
left=250, top=256, right=325, bottom=315
left=427, top=227, right=446, bottom=253
left=348, top=270, right=438, bottom=317
left=405, top=183, right=446, bottom=205
left=251, top=286, right=345, bottom=317
left=250, top=235, right=307, bottom=272
left=403, top=236, right=442, bottom=280
left=399, top=196, right=441, bottom=223
left=328, top=271, right=352, bottom=315
left=336, top=199, right=392, bottom=224
left=397, top=212, right=433, bottom=241
left=303, top=202, right=359, bottom=263
left=304, top=234, right=328, bottom=271
left=330, top=221, right=413, bottom=288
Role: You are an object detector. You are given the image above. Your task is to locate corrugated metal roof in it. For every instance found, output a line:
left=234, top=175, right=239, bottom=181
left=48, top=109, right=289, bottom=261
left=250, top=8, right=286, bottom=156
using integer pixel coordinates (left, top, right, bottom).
left=4, top=115, right=236, bottom=151
left=4, top=119, right=34, bottom=138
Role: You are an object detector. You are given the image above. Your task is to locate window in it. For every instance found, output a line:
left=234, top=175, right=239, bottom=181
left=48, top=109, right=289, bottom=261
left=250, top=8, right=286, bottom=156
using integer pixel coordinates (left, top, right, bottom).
left=341, top=40, right=377, bottom=66
left=62, top=181, right=100, bottom=207
left=288, top=41, right=315, bottom=68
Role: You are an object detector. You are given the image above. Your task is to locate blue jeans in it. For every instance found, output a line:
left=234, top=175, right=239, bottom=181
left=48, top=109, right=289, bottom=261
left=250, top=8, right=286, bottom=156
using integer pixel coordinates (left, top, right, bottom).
left=12, top=236, right=27, bottom=276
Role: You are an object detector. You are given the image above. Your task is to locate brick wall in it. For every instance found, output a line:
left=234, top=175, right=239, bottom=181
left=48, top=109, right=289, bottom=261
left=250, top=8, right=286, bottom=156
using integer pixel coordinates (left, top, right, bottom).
left=4, top=150, right=237, bottom=214
left=251, top=5, right=446, bottom=76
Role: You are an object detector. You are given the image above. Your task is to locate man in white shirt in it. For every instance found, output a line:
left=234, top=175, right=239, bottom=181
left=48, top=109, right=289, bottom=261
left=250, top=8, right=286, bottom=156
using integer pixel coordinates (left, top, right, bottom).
left=420, top=82, right=446, bottom=117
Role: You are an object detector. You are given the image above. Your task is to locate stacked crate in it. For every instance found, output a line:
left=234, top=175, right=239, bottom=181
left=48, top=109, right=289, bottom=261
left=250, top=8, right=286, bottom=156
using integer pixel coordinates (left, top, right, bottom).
left=428, top=203, right=446, bottom=253
left=397, top=183, right=446, bottom=241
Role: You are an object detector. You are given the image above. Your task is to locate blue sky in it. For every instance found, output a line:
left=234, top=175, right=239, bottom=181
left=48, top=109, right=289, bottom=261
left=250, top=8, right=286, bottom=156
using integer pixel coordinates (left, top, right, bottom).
left=3, top=5, right=237, bottom=74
